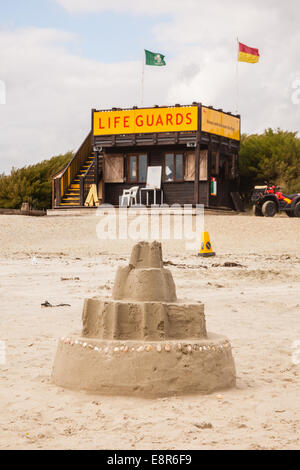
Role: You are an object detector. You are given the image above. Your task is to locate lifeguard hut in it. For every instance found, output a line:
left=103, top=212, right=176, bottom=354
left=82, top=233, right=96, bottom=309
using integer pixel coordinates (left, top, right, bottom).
left=52, top=102, right=242, bottom=210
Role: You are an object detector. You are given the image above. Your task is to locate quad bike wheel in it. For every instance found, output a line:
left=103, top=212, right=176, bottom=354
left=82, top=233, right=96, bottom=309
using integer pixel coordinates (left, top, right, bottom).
left=253, top=205, right=263, bottom=217
left=286, top=210, right=295, bottom=218
left=262, top=200, right=277, bottom=217
left=294, top=201, right=300, bottom=218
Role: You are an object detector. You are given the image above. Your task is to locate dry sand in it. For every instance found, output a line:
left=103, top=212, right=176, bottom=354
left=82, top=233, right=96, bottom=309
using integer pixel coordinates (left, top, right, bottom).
left=0, top=213, right=300, bottom=450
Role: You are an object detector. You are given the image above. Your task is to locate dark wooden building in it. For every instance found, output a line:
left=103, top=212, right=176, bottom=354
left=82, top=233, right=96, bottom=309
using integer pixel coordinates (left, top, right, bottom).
left=52, top=103, right=242, bottom=210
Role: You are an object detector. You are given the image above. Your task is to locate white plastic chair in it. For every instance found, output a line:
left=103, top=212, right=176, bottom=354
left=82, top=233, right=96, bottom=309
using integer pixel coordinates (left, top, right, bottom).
left=120, top=186, right=139, bottom=207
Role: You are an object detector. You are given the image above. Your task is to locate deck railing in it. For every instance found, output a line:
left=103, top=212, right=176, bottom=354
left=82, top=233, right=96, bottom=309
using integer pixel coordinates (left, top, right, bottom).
left=79, top=155, right=103, bottom=205
left=53, top=132, right=92, bottom=207
left=80, top=158, right=95, bottom=205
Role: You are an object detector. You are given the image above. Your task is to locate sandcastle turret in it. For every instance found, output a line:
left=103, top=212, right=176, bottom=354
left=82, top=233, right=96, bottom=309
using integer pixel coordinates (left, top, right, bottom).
left=52, top=241, right=236, bottom=396
left=112, top=241, right=177, bottom=302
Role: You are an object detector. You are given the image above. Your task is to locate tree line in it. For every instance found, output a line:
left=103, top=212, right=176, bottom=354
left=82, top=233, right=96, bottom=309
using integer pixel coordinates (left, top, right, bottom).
left=0, top=152, right=73, bottom=210
left=239, top=128, right=300, bottom=198
left=0, top=128, right=299, bottom=210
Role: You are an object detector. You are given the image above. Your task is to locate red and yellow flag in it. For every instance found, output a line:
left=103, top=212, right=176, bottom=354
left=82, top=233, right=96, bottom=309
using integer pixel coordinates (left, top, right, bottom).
left=238, top=42, right=260, bottom=63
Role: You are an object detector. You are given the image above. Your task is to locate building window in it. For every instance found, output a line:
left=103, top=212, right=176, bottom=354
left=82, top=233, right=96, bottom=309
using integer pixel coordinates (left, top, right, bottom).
left=129, top=156, right=137, bottom=181
left=164, top=153, right=184, bottom=182
left=127, top=154, right=147, bottom=183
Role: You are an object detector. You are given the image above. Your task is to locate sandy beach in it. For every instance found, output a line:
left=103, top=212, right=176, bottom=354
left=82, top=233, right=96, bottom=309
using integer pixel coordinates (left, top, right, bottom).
left=1, top=212, right=300, bottom=450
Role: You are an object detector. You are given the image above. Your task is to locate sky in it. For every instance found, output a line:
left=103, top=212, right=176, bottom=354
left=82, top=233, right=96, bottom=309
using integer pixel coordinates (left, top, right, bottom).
left=0, top=0, right=300, bottom=173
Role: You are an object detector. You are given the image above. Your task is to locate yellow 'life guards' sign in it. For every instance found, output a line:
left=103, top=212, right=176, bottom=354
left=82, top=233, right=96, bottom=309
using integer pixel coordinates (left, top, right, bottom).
left=93, top=106, right=198, bottom=136
left=201, top=107, right=240, bottom=141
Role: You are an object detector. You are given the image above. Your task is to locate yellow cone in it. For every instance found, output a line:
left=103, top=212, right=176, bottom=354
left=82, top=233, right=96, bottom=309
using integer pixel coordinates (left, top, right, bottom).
left=198, top=232, right=216, bottom=257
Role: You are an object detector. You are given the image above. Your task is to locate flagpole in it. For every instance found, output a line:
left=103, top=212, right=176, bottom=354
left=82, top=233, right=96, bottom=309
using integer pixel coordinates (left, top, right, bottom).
left=236, top=37, right=240, bottom=114
left=141, top=50, right=145, bottom=106
left=235, top=37, right=239, bottom=114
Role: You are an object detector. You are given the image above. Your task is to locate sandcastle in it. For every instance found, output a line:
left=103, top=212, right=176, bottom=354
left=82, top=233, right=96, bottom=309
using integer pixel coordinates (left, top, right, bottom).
left=52, top=241, right=236, bottom=396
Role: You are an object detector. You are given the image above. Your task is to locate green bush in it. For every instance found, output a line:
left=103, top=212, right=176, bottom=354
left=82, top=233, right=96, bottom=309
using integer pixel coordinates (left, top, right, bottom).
left=0, top=152, right=73, bottom=210
left=239, top=129, right=300, bottom=198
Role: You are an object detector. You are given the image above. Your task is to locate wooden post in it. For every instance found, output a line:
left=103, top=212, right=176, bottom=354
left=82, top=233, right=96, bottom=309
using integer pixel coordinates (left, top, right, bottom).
left=207, top=135, right=212, bottom=207
left=94, top=154, right=98, bottom=185
left=52, top=178, right=55, bottom=208
left=194, top=142, right=200, bottom=205
left=79, top=177, right=84, bottom=206
left=57, top=178, right=61, bottom=206
left=91, top=109, right=95, bottom=150
left=102, top=155, right=106, bottom=204
left=194, top=104, right=201, bottom=205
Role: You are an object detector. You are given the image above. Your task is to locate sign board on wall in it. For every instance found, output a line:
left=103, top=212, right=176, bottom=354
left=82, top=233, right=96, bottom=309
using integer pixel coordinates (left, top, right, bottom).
left=201, top=107, right=240, bottom=141
left=93, top=106, right=198, bottom=136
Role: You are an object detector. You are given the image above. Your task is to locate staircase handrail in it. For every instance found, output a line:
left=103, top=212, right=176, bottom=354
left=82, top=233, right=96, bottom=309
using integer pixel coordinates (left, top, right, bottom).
left=59, top=131, right=92, bottom=178
left=82, top=158, right=95, bottom=178
left=53, top=131, right=92, bottom=206
left=80, top=156, right=96, bottom=205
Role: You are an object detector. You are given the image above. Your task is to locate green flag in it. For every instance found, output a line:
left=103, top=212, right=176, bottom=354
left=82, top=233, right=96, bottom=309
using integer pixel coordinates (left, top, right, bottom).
left=144, top=49, right=166, bottom=66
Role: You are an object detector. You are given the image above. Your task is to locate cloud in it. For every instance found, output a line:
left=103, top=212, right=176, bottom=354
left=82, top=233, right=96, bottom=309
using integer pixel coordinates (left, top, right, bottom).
left=0, top=27, right=154, bottom=173
left=152, top=0, right=300, bottom=134
left=55, top=0, right=186, bottom=15
left=1, top=1, right=300, bottom=173
left=0, top=80, right=6, bottom=105
left=55, top=0, right=300, bottom=135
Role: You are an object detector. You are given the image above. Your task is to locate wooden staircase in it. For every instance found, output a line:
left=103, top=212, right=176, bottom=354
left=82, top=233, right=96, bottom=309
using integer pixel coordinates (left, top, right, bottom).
left=60, top=155, right=94, bottom=206
left=52, top=132, right=103, bottom=208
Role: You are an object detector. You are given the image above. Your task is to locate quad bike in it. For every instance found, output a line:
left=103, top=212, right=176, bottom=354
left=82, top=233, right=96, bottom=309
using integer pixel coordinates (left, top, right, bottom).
left=251, top=183, right=300, bottom=217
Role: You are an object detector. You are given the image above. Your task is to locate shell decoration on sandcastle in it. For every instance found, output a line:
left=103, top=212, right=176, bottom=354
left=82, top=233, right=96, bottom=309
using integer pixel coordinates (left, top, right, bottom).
left=52, top=241, right=236, bottom=396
